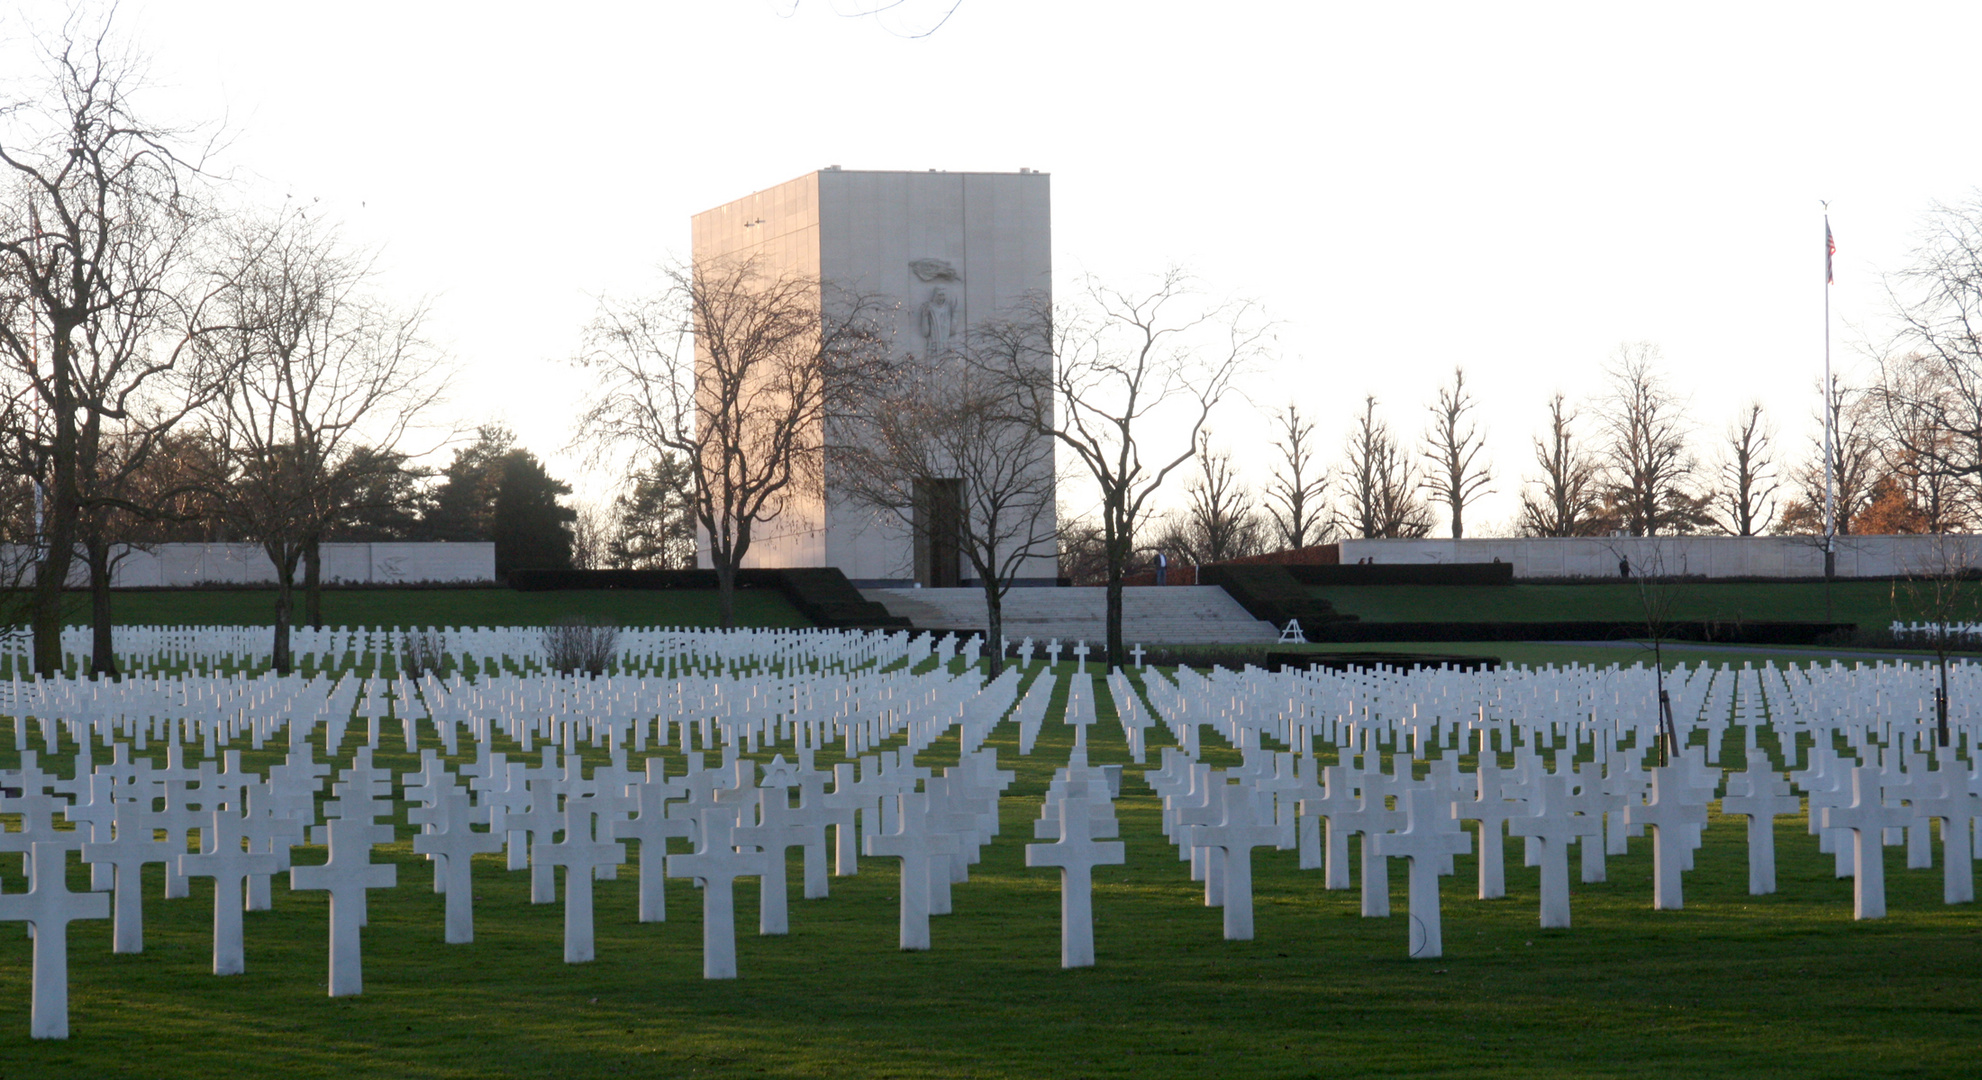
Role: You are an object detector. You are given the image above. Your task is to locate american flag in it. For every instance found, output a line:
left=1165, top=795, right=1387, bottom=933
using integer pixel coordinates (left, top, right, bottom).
left=1826, top=219, right=1835, bottom=284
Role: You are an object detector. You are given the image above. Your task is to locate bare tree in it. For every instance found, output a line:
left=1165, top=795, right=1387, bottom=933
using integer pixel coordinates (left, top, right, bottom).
left=74, top=423, right=225, bottom=672
left=1263, top=403, right=1331, bottom=550
left=0, top=15, right=227, bottom=674
left=1610, top=537, right=1686, bottom=764
left=1711, top=402, right=1778, bottom=536
left=1420, top=366, right=1492, bottom=538
left=576, top=258, right=888, bottom=627
left=1895, top=535, right=1980, bottom=747
left=1871, top=351, right=1978, bottom=532
left=1594, top=343, right=1704, bottom=535
left=1056, top=517, right=1112, bottom=587
left=835, top=357, right=1057, bottom=675
left=569, top=502, right=614, bottom=570
left=1777, top=376, right=1878, bottom=535
left=1519, top=392, right=1604, bottom=537
left=1183, top=431, right=1264, bottom=563
left=1874, top=195, right=1982, bottom=493
left=1337, top=395, right=1432, bottom=539
left=205, top=211, right=446, bottom=674
left=977, top=270, right=1264, bottom=669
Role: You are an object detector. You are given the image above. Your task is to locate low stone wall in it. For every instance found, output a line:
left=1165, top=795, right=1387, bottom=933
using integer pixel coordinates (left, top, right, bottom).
left=1336, top=535, right=1982, bottom=579
left=9, top=542, right=495, bottom=586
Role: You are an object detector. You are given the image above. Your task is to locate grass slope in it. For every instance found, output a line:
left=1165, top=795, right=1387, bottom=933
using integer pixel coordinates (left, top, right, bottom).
left=1, top=663, right=1977, bottom=1078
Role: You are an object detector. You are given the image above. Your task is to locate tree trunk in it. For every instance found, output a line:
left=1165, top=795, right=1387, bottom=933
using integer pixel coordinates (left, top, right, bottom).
left=303, top=535, right=324, bottom=630
left=714, top=561, right=736, bottom=630
left=86, top=535, right=118, bottom=677
left=32, top=325, right=84, bottom=678
left=1103, top=492, right=1130, bottom=672
left=1105, top=570, right=1125, bottom=672
left=983, top=584, right=1005, bottom=678
left=269, top=544, right=299, bottom=676
left=32, top=452, right=79, bottom=678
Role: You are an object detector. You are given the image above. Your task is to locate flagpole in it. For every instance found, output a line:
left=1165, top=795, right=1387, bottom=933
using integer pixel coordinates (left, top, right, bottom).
left=1822, top=208, right=1836, bottom=580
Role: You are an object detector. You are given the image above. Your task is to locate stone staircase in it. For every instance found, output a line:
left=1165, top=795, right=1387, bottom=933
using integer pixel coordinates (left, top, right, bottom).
left=861, top=586, right=1282, bottom=645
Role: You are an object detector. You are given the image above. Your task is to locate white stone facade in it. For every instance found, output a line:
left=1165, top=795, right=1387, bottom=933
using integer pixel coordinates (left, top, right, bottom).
left=11, top=542, right=495, bottom=587
left=1338, top=535, right=1982, bottom=579
left=691, top=168, right=1057, bottom=586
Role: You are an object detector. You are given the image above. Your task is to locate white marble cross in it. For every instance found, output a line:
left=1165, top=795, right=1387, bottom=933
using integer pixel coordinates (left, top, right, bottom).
left=1335, top=775, right=1407, bottom=918
left=1625, top=766, right=1709, bottom=912
left=179, top=808, right=282, bottom=975
left=1281, top=756, right=1327, bottom=870
left=1303, top=765, right=1363, bottom=891
left=1024, top=780, right=1124, bottom=967
left=509, top=778, right=565, bottom=904
left=820, top=763, right=867, bottom=877
left=1718, top=749, right=1802, bottom=896
left=80, top=800, right=173, bottom=954
left=1507, top=774, right=1585, bottom=927
left=1453, top=761, right=1521, bottom=900
left=291, top=817, right=398, bottom=996
left=865, top=791, right=963, bottom=951
left=410, top=784, right=504, bottom=943
left=1373, top=787, right=1471, bottom=959
left=1820, top=765, right=1913, bottom=920
left=1130, top=644, right=1146, bottom=670
left=0, top=843, right=109, bottom=1039
left=1072, top=642, right=1090, bottom=674
left=1907, top=762, right=1980, bottom=904
left=733, top=791, right=814, bottom=935
left=666, top=808, right=769, bottom=979
left=534, top=795, right=625, bottom=962
left=787, top=772, right=853, bottom=899
left=607, top=763, right=695, bottom=922
left=242, top=782, right=307, bottom=912
left=1046, top=640, right=1063, bottom=667
left=1187, top=785, right=1281, bottom=941
left=1064, top=676, right=1098, bottom=753
left=61, top=773, right=117, bottom=892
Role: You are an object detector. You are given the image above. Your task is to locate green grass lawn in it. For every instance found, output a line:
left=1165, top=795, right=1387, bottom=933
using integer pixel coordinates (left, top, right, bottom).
left=1311, top=580, right=1915, bottom=628
left=8, top=588, right=812, bottom=630
left=1, top=663, right=1976, bottom=1078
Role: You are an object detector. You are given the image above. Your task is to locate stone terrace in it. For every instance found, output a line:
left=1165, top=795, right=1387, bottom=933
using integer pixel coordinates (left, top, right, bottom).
left=861, top=586, right=1281, bottom=645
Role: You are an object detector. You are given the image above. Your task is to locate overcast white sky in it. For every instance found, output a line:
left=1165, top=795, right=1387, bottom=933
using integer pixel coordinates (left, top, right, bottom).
left=8, top=1, right=1980, bottom=534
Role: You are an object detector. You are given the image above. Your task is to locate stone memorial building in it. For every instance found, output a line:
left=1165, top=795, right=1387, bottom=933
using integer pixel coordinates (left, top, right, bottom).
left=691, top=168, right=1057, bottom=586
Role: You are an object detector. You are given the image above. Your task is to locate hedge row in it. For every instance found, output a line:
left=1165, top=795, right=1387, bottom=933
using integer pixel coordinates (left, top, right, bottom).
left=1196, top=565, right=1355, bottom=636
left=1290, top=563, right=1515, bottom=587
left=506, top=567, right=910, bottom=632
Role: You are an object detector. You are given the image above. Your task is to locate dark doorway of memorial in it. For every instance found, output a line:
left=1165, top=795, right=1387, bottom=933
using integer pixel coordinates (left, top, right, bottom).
left=914, top=477, right=964, bottom=588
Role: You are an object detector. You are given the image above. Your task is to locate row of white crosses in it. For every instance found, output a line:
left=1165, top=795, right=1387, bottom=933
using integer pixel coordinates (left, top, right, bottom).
left=0, top=627, right=1041, bottom=1037
left=3, top=624, right=1117, bottom=774
left=5, top=632, right=1982, bottom=1034
left=1025, top=751, right=1125, bottom=967
left=5, top=669, right=361, bottom=757
left=0, top=732, right=1020, bottom=1035
left=1135, top=654, right=1982, bottom=957
left=13, top=623, right=965, bottom=683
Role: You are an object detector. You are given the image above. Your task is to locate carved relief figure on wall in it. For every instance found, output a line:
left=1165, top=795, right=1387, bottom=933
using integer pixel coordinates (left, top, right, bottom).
left=911, top=259, right=961, bottom=357
left=918, top=286, right=957, bottom=356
